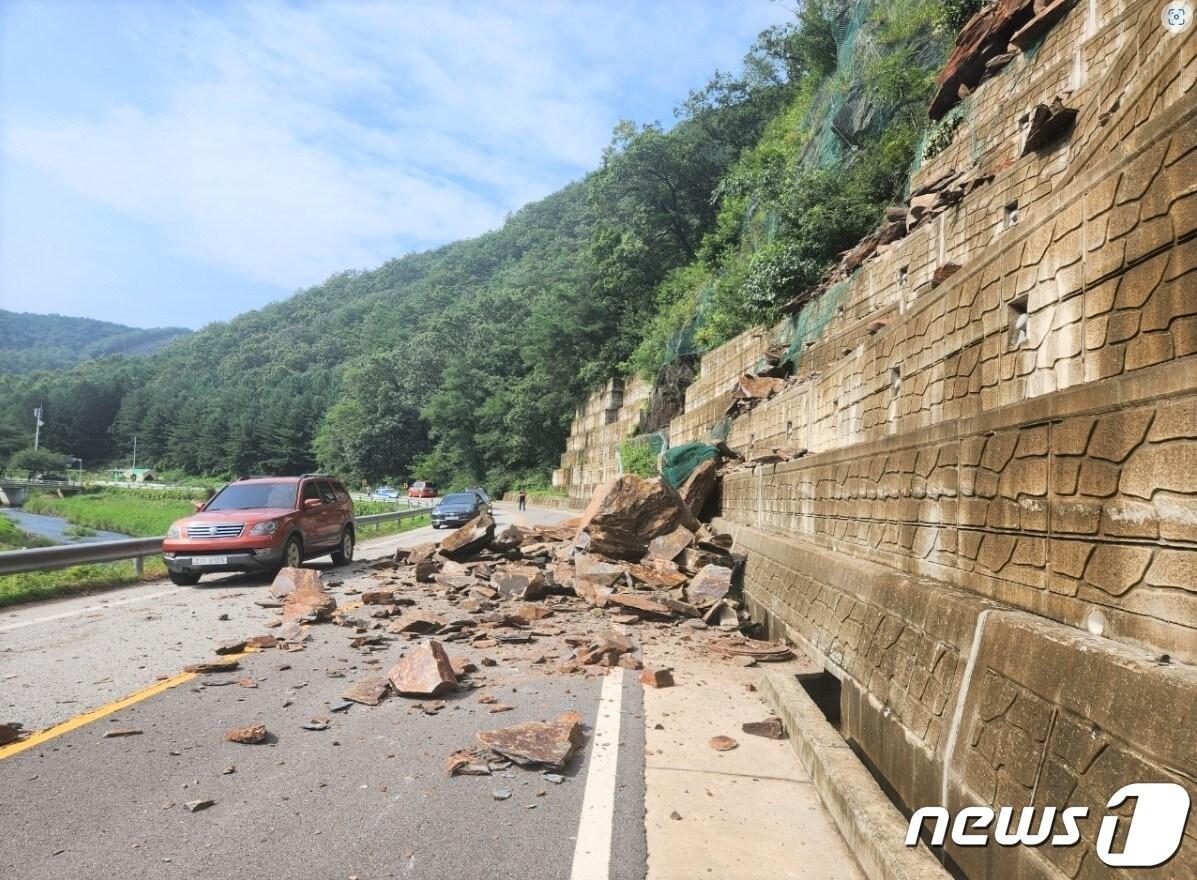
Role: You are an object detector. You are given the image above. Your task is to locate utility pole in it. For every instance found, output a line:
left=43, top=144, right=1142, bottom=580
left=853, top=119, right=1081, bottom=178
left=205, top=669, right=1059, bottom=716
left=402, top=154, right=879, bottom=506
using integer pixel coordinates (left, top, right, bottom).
left=33, top=406, right=44, bottom=449
left=132, top=436, right=138, bottom=470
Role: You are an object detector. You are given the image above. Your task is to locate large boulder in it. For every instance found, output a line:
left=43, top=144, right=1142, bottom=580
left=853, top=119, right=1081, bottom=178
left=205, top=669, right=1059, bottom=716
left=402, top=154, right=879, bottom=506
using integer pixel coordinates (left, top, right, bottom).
left=279, top=568, right=336, bottom=622
left=574, top=476, right=700, bottom=561
left=439, top=514, right=496, bottom=560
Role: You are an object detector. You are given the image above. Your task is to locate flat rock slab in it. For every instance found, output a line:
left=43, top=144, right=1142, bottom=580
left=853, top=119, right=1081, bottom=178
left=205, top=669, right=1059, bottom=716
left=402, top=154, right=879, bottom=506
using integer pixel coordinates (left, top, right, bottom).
left=608, top=592, right=675, bottom=619
left=184, top=658, right=240, bottom=674
left=342, top=676, right=390, bottom=706
left=476, top=711, right=584, bottom=770
left=686, top=564, right=732, bottom=607
left=388, top=611, right=445, bottom=634
left=440, top=514, right=495, bottom=560
left=645, top=526, right=694, bottom=562
left=492, top=565, right=546, bottom=601
left=388, top=640, right=458, bottom=698
left=575, top=476, right=699, bottom=560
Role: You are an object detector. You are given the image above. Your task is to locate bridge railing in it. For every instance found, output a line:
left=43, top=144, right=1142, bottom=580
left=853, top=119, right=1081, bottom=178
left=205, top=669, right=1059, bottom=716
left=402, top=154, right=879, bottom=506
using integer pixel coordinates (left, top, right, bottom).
left=0, top=508, right=428, bottom=577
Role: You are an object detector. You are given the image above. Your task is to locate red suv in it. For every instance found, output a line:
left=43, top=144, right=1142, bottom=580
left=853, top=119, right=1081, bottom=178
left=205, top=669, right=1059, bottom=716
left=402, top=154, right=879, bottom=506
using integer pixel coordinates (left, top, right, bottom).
left=162, top=475, right=355, bottom=586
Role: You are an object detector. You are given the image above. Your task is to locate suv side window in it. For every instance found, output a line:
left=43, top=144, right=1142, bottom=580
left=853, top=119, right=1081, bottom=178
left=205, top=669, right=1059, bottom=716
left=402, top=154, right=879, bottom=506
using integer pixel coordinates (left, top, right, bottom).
left=317, top=481, right=337, bottom=504
left=301, top=481, right=322, bottom=504
left=331, top=482, right=349, bottom=502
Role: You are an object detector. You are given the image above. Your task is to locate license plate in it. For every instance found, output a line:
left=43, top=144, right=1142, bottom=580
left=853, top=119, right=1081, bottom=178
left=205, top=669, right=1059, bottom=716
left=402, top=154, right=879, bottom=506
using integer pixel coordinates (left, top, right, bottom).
left=192, top=555, right=228, bottom=566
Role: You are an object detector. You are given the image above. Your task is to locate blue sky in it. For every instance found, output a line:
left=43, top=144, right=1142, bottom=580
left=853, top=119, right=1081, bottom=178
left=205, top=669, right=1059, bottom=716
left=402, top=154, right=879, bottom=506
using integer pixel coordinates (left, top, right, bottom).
left=0, top=0, right=789, bottom=330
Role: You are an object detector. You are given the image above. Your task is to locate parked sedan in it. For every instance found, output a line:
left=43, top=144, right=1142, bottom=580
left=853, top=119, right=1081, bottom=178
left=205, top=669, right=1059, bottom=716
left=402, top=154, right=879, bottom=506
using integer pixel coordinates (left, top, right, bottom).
left=431, top=492, right=486, bottom=529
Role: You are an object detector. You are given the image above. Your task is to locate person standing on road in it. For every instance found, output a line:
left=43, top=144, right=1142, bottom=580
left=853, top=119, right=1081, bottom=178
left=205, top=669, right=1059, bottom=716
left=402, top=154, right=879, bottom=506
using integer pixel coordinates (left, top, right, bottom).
left=518, top=488, right=527, bottom=511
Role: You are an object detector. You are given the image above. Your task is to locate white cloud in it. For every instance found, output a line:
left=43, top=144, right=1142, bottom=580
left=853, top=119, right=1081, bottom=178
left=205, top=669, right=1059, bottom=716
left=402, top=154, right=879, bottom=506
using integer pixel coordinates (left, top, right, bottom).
left=3, top=0, right=785, bottom=294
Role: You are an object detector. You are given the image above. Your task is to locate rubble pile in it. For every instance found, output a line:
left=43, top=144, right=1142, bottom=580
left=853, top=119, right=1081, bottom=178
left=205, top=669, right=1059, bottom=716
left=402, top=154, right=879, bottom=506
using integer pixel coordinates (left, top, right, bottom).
left=160, top=474, right=798, bottom=797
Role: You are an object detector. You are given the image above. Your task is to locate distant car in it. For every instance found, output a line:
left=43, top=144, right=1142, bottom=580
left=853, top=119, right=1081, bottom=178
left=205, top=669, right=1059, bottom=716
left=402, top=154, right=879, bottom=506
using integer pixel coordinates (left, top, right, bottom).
left=464, top=487, right=492, bottom=512
left=408, top=480, right=436, bottom=498
left=431, top=492, right=486, bottom=529
left=161, top=475, right=356, bottom=586
left=373, top=486, right=399, bottom=499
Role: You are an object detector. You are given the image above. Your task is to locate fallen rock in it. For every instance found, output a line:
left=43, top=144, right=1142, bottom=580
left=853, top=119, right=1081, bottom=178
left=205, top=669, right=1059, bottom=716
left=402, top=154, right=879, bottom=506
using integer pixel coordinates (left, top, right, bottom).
left=476, top=711, right=585, bottom=769
left=492, top=565, right=547, bottom=601
left=686, top=564, right=733, bottom=607
left=184, top=799, right=215, bottom=813
left=102, top=728, right=143, bottom=738
left=626, top=561, right=688, bottom=590
left=281, top=570, right=336, bottom=622
left=387, top=611, right=445, bottom=634
left=225, top=724, right=268, bottom=745
left=678, top=459, right=718, bottom=517
left=640, top=667, right=675, bottom=688
left=575, top=476, right=700, bottom=561
left=362, top=589, right=396, bottom=605
left=1021, top=97, right=1078, bottom=154
left=0, top=723, right=24, bottom=746
left=388, top=640, right=458, bottom=698
left=577, top=632, right=635, bottom=666
left=440, top=514, right=496, bottom=560
left=491, top=523, right=528, bottom=551
left=342, top=676, right=390, bottom=706
left=709, top=735, right=739, bottom=752
left=215, top=639, right=247, bottom=655
left=607, top=592, right=675, bottom=619
left=645, top=526, right=695, bottom=562
left=742, top=717, right=786, bottom=740
left=269, top=566, right=323, bottom=599
left=708, top=636, right=794, bottom=662
left=414, top=560, right=438, bottom=582
left=245, top=635, right=278, bottom=649
left=183, top=658, right=240, bottom=674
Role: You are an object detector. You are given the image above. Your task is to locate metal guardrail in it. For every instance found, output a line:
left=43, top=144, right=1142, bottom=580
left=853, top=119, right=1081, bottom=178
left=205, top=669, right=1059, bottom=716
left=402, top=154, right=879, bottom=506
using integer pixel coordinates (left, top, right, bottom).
left=0, top=507, right=429, bottom=576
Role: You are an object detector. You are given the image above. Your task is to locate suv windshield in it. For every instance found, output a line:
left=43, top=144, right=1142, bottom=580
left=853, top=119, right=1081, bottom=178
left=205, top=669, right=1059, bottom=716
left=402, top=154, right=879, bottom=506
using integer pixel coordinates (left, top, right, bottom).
left=205, top=481, right=297, bottom=511
left=442, top=493, right=476, bottom=505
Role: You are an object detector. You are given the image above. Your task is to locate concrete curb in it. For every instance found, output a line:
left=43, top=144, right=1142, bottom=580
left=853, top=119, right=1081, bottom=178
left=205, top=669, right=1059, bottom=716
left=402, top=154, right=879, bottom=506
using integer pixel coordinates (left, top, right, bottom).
left=760, top=671, right=950, bottom=880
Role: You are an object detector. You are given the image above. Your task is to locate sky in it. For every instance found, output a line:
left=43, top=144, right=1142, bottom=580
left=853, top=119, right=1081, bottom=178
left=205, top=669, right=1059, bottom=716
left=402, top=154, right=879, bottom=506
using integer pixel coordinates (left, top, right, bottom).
left=0, top=0, right=790, bottom=330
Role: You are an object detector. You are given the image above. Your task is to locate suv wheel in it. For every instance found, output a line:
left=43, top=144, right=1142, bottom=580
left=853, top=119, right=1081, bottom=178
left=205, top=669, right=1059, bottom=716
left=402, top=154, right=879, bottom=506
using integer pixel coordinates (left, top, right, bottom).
left=169, top=571, right=201, bottom=586
left=331, top=528, right=355, bottom=565
left=282, top=535, right=303, bottom=569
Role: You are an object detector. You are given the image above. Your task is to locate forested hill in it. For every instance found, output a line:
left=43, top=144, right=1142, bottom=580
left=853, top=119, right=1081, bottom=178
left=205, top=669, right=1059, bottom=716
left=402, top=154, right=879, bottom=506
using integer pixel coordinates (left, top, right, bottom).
left=0, top=310, right=190, bottom=374
left=0, top=0, right=978, bottom=491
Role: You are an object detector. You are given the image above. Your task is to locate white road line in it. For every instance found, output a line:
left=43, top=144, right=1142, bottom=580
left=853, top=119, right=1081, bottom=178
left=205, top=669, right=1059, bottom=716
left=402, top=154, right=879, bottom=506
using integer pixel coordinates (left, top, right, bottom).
left=0, top=588, right=181, bottom=634
left=570, top=667, right=625, bottom=880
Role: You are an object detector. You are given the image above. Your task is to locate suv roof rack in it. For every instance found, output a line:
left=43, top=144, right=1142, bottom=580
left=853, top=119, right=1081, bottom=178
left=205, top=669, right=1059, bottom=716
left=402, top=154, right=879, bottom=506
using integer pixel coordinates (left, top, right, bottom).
left=299, top=473, right=337, bottom=480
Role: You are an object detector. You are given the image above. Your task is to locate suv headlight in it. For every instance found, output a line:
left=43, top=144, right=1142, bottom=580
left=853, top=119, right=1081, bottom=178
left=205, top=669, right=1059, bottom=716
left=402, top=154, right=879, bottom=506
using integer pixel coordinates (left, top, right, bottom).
left=167, top=524, right=182, bottom=539
left=249, top=520, right=279, bottom=536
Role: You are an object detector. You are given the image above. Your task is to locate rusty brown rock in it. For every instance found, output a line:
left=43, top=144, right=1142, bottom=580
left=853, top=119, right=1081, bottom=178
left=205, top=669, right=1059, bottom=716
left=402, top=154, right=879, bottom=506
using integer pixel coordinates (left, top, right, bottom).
left=281, top=570, right=336, bottom=622
left=269, top=565, right=323, bottom=599
left=742, top=717, right=786, bottom=739
left=225, top=724, right=268, bottom=745
left=709, top=735, right=739, bottom=752
left=686, top=564, right=733, bottom=607
left=448, top=655, right=477, bottom=676
left=708, top=637, right=794, bottom=662
left=387, top=611, right=445, bottom=634
left=362, top=589, right=396, bottom=605
left=703, top=601, right=740, bottom=629
left=439, top=514, right=496, bottom=560
left=388, top=640, right=458, bottom=697
left=492, top=565, right=546, bottom=600
left=734, top=374, right=786, bottom=400
left=930, top=0, right=1038, bottom=120
left=245, top=635, right=278, bottom=649
left=183, top=658, right=240, bottom=673
left=0, top=723, right=25, bottom=746
left=413, top=560, right=439, bottom=582
left=608, top=592, right=675, bottom=619
left=574, top=476, right=700, bottom=561
left=678, top=459, right=718, bottom=517
left=476, top=711, right=585, bottom=769
left=512, top=603, right=553, bottom=622
left=342, top=676, right=390, bottom=706
left=626, top=561, right=689, bottom=590
left=215, top=639, right=247, bottom=655
left=407, top=543, right=439, bottom=564
left=577, top=631, right=635, bottom=666
left=645, top=525, right=695, bottom=562
left=640, top=667, right=675, bottom=688
left=676, top=547, right=731, bottom=575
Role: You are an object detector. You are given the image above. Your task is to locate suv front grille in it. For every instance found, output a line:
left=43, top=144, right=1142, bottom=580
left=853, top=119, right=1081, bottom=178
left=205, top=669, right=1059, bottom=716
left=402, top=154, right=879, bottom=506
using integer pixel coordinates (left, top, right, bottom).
left=187, top=523, right=245, bottom=539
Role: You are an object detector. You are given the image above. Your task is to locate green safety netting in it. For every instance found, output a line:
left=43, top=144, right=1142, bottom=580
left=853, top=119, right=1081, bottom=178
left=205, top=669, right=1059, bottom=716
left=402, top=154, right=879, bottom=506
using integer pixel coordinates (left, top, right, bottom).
left=661, top=442, right=720, bottom=488
left=783, top=278, right=852, bottom=372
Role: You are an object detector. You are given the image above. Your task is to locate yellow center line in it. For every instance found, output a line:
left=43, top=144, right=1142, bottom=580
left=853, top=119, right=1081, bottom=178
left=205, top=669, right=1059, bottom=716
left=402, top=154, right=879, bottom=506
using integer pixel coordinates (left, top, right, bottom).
left=0, top=646, right=258, bottom=761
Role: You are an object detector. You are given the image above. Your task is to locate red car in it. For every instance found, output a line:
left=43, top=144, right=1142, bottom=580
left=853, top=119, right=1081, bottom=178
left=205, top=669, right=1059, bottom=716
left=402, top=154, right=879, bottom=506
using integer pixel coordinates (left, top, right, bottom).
left=162, top=475, right=355, bottom=585
left=408, top=480, right=436, bottom=498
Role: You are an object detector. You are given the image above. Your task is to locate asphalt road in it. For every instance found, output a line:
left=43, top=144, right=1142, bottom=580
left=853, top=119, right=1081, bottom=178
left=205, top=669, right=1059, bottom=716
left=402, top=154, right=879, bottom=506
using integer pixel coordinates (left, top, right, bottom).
left=0, top=504, right=649, bottom=880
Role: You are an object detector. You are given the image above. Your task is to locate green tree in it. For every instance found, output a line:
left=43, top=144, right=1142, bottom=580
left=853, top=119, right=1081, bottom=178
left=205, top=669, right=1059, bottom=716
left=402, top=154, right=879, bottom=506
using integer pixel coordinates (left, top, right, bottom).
left=8, top=447, right=67, bottom=477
